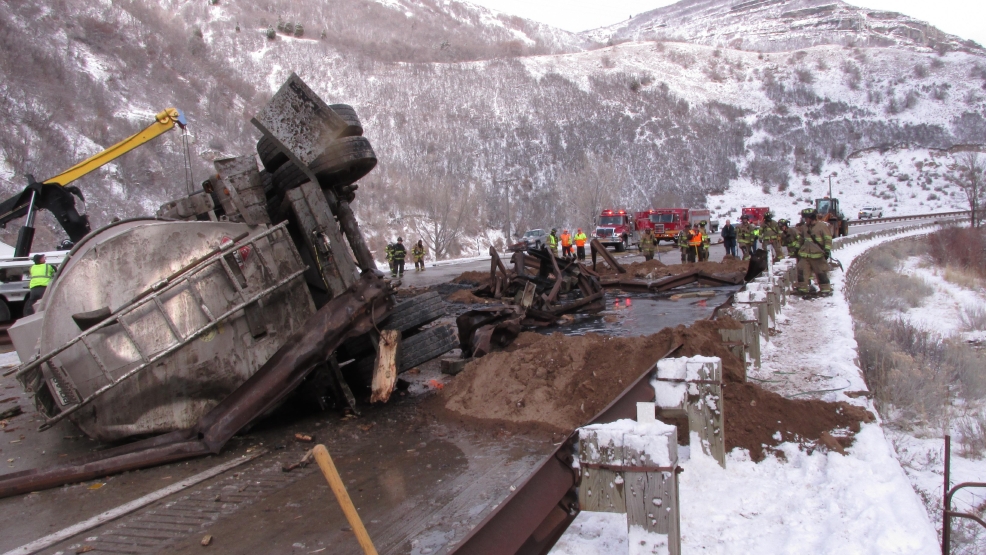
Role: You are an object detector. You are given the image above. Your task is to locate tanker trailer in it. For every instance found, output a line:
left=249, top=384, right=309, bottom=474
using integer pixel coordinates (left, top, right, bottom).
left=13, top=218, right=314, bottom=441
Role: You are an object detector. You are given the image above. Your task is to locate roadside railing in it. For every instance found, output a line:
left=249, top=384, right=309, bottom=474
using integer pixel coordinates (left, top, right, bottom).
left=849, top=210, right=969, bottom=227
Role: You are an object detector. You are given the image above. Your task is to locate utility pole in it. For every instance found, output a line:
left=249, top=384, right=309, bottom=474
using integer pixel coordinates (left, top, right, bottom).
left=828, top=174, right=833, bottom=198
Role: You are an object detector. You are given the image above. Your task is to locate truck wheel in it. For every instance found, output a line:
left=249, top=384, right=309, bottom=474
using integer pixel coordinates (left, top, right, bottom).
left=0, top=299, right=10, bottom=323
left=616, top=238, right=626, bottom=252
left=271, top=160, right=310, bottom=192
left=257, top=136, right=289, bottom=172
left=384, top=292, right=447, bottom=333
left=329, top=104, right=364, bottom=138
left=399, top=324, right=458, bottom=373
left=310, top=136, right=377, bottom=189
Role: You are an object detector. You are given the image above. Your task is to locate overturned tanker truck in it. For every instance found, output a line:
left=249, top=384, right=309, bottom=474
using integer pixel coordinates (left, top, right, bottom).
left=0, top=74, right=457, bottom=497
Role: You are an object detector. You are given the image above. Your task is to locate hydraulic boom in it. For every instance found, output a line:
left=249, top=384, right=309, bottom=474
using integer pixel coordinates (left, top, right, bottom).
left=0, top=108, right=187, bottom=256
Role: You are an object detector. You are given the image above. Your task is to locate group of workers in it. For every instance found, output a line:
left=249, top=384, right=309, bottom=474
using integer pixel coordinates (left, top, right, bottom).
left=723, top=209, right=834, bottom=296
left=546, top=228, right=589, bottom=261
left=385, top=238, right=428, bottom=277
left=670, top=221, right=713, bottom=263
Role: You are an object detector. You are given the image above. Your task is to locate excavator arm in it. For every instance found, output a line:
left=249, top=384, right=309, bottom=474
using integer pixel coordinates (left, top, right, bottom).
left=0, top=108, right=186, bottom=256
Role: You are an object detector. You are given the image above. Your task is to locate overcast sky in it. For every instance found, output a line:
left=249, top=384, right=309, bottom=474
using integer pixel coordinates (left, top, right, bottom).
left=464, top=0, right=986, bottom=48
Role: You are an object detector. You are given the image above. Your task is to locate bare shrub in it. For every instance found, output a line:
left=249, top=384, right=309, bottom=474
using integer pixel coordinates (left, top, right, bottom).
left=795, top=68, right=814, bottom=84
left=960, top=303, right=986, bottom=332
left=927, top=227, right=986, bottom=279
left=914, top=63, right=929, bottom=79
left=956, top=413, right=986, bottom=458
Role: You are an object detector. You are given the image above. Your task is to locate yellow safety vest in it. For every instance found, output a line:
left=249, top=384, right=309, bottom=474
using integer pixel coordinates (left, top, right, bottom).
left=29, top=263, right=55, bottom=289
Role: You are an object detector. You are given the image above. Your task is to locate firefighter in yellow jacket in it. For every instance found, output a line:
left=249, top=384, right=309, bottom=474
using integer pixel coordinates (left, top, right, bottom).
left=639, top=228, right=657, bottom=261
left=794, top=208, right=833, bottom=296
left=412, top=240, right=427, bottom=271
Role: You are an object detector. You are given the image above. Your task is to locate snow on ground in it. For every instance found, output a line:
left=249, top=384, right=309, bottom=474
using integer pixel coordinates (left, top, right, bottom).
left=0, top=350, right=19, bottom=369
left=552, top=224, right=951, bottom=555
left=894, top=257, right=986, bottom=344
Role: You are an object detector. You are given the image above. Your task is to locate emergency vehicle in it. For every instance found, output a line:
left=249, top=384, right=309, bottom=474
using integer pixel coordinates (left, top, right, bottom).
left=741, top=206, right=770, bottom=226
left=634, top=209, right=688, bottom=243
left=593, top=209, right=634, bottom=251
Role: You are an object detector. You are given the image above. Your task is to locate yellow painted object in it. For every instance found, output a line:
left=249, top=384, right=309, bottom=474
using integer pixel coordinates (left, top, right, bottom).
left=313, top=444, right=379, bottom=555
left=43, top=108, right=185, bottom=187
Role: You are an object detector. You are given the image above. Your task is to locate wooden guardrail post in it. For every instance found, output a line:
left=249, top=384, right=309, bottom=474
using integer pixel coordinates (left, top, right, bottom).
left=578, top=402, right=681, bottom=555
left=653, top=356, right=725, bottom=468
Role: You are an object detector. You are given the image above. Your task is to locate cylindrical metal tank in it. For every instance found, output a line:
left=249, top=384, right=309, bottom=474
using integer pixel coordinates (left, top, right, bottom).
left=22, top=219, right=315, bottom=441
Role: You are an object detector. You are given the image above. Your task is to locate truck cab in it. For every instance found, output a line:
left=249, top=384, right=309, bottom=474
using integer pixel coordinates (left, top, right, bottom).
left=594, top=209, right=634, bottom=252
left=815, top=197, right=849, bottom=236
left=635, top=209, right=687, bottom=243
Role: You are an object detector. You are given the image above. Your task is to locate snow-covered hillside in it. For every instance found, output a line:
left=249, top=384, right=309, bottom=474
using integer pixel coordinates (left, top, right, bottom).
left=0, top=0, right=982, bottom=258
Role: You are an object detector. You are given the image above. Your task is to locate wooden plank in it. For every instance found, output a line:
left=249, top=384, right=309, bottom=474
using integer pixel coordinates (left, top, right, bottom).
left=313, top=445, right=380, bottom=555
left=685, top=359, right=725, bottom=468
left=370, top=330, right=400, bottom=403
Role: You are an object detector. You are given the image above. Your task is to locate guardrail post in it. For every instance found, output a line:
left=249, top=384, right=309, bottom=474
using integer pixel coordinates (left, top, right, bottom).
left=578, top=403, right=681, bottom=555
left=653, top=357, right=725, bottom=468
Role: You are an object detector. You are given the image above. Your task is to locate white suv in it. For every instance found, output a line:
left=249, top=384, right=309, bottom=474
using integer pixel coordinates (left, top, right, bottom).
left=858, top=206, right=883, bottom=219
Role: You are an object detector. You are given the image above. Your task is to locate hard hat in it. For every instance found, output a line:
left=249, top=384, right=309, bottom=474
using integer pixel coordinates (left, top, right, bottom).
left=740, top=214, right=750, bottom=220
left=397, top=237, right=404, bottom=242
left=699, top=221, right=707, bottom=226
left=801, top=208, right=818, bottom=219
left=764, top=212, right=774, bottom=220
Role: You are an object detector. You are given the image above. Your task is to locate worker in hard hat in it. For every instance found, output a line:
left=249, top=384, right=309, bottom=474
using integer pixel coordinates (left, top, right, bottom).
left=560, top=229, right=573, bottom=258
left=794, top=209, right=833, bottom=296
left=392, top=237, right=407, bottom=277
left=574, top=228, right=588, bottom=261
left=676, top=223, right=692, bottom=263
left=639, top=228, right=657, bottom=261
left=24, top=254, right=56, bottom=316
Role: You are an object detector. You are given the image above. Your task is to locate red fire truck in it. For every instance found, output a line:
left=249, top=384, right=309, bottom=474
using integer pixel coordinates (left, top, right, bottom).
left=634, top=208, right=688, bottom=244
left=593, top=209, right=635, bottom=251
left=741, top=206, right=770, bottom=226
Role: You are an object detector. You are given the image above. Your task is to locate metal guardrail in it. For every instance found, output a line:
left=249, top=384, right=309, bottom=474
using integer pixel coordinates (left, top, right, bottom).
left=849, top=210, right=969, bottom=227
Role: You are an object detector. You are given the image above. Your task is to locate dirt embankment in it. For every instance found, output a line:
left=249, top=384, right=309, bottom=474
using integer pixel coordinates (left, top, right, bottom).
left=440, top=318, right=745, bottom=432
left=439, top=315, right=873, bottom=460
left=596, top=258, right=749, bottom=280
left=447, top=289, right=494, bottom=304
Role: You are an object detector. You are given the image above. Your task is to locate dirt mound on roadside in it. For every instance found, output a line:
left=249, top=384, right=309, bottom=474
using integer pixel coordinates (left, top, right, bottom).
left=452, top=271, right=490, bottom=287
left=440, top=317, right=747, bottom=432
left=447, top=290, right=494, bottom=304
left=725, top=383, right=875, bottom=461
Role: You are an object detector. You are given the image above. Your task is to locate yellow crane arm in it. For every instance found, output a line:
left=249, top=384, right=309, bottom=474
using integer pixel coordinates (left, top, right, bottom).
left=42, top=108, right=187, bottom=187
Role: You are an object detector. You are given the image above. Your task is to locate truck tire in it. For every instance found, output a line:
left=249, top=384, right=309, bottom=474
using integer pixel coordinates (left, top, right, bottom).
left=270, top=160, right=311, bottom=193
left=383, top=292, right=447, bottom=333
left=329, top=104, right=363, bottom=138
left=399, top=324, right=457, bottom=373
left=616, top=238, right=627, bottom=252
left=257, top=136, right=289, bottom=173
left=0, top=299, right=10, bottom=323
left=310, top=136, right=377, bottom=189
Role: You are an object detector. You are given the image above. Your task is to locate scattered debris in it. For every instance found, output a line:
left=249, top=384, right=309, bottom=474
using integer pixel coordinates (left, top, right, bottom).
left=0, top=406, right=22, bottom=420
left=294, top=433, right=314, bottom=443
left=282, top=449, right=315, bottom=473
left=201, top=534, right=213, bottom=546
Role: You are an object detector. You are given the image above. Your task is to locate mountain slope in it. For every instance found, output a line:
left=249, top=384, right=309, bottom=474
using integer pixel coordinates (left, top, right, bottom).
left=588, top=0, right=985, bottom=54
left=0, top=0, right=983, bottom=257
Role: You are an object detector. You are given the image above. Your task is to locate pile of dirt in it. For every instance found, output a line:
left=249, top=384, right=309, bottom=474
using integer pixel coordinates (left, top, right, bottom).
left=597, top=258, right=748, bottom=280
left=452, top=271, right=490, bottom=287
left=440, top=317, right=747, bottom=432
left=447, top=290, right=493, bottom=304
left=725, top=383, right=875, bottom=461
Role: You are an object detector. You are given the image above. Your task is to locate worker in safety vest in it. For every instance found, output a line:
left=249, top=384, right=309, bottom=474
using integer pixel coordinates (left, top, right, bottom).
left=574, top=228, right=588, bottom=261
left=794, top=208, right=833, bottom=296
left=737, top=215, right=756, bottom=260
left=676, top=223, right=692, bottom=263
left=24, top=254, right=56, bottom=316
left=412, top=240, right=427, bottom=271
left=547, top=229, right=559, bottom=256
left=760, top=212, right=783, bottom=263
left=698, top=222, right=711, bottom=261
left=560, top=230, right=573, bottom=258
left=686, top=225, right=703, bottom=263
left=779, top=219, right=799, bottom=259
left=639, top=228, right=657, bottom=261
